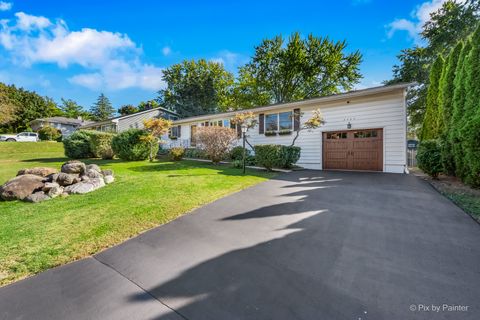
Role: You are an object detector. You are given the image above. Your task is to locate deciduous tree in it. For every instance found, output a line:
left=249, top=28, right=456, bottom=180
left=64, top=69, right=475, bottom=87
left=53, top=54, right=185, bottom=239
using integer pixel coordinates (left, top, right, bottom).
left=118, top=104, right=138, bottom=116
left=143, top=118, right=173, bottom=161
left=195, top=127, right=237, bottom=164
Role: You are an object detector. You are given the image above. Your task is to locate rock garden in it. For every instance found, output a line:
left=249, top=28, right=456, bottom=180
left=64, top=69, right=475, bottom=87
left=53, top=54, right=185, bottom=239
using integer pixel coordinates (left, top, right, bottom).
left=0, top=160, right=114, bottom=203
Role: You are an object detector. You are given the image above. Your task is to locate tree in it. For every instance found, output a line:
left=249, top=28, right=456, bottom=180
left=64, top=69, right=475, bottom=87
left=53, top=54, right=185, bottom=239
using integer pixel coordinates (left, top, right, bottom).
left=234, top=32, right=362, bottom=107
left=118, top=104, right=138, bottom=116
left=90, top=93, right=115, bottom=121
left=142, top=118, right=173, bottom=161
left=388, top=0, right=480, bottom=134
left=450, top=39, right=472, bottom=179
left=0, top=85, right=17, bottom=127
left=291, top=109, right=325, bottom=146
left=195, top=127, right=237, bottom=164
left=420, top=55, right=444, bottom=141
left=439, top=41, right=463, bottom=174
left=157, top=59, right=235, bottom=118
left=138, top=100, right=159, bottom=111
left=60, top=98, right=87, bottom=119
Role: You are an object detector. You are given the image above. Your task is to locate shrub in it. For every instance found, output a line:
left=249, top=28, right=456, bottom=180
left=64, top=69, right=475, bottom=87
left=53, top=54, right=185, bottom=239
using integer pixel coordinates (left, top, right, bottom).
left=195, top=127, right=237, bottom=164
left=184, top=148, right=208, bottom=159
left=89, top=131, right=115, bottom=159
left=169, top=147, right=185, bottom=161
left=63, top=130, right=95, bottom=159
left=229, top=146, right=251, bottom=161
left=254, top=145, right=301, bottom=170
left=38, top=126, right=62, bottom=141
left=231, top=160, right=243, bottom=169
left=111, top=129, right=153, bottom=161
left=417, top=140, right=443, bottom=178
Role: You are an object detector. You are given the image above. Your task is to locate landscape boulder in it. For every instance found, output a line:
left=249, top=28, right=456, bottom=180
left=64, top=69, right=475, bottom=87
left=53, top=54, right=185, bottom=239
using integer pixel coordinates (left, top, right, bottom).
left=24, top=191, right=51, bottom=203
left=56, top=173, right=80, bottom=186
left=85, top=169, right=102, bottom=179
left=64, top=177, right=105, bottom=194
left=86, top=164, right=101, bottom=173
left=42, top=182, right=60, bottom=192
left=0, top=174, right=45, bottom=201
left=61, top=160, right=86, bottom=174
left=17, top=167, right=58, bottom=177
left=104, top=175, right=114, bottom=184
left=101, top=169, right=114, bottom=177
left=47, top=186, right=64, bottom=198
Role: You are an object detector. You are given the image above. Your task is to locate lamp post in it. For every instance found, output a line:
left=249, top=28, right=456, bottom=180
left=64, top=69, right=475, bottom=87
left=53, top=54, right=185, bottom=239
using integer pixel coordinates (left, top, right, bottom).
left=241, top=123, right=248, bottom=174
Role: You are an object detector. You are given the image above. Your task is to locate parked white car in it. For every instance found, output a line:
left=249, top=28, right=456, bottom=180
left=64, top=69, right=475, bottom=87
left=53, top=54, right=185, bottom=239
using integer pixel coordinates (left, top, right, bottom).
left=0, top=132, right=39, bottom=142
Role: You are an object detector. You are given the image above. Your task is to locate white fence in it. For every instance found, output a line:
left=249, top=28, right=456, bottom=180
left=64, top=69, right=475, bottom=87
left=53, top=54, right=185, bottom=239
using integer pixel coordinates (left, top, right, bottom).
left=407, top=149, right=417, bottom=167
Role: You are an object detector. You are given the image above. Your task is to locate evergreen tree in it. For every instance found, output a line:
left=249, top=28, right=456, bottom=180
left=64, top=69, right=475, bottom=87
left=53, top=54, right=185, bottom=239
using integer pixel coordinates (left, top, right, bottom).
left=60, top=98, right=86, bottom=119
left=460, top=25, right=480, bottom=186
left=91, top=93, right=115, bottom=121
left=450, top=39, right=472, bottom=179
left=439, top=41, right=463, bottom=174
left=420, top=55, right=444, bottom=140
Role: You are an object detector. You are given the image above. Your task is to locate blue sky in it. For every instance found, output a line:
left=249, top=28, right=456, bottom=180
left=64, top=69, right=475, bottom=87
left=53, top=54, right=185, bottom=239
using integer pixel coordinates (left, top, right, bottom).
left=0, top=0, right=444, bottom=110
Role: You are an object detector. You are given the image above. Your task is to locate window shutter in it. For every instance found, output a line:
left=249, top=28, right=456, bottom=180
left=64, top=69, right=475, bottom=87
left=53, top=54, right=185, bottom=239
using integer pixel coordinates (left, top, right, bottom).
left=293, top=108, right=301, bottom=131
left=205, top=121, right=209, bottom=126
left=236, top=124, right=242, bottom=138
left=259, top=113, right=264, bottom=134
left=177, top=125, right=181, bottom=137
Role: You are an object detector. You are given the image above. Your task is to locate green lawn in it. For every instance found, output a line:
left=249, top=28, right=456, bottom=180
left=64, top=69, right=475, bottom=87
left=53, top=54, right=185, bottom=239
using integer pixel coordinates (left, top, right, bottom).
left=0, top=142, right=275, bottom=286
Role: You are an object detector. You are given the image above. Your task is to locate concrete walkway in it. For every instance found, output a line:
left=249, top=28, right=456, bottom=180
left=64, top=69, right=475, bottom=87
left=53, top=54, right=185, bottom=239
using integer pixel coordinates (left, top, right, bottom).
left=1, top=171, right=479, bottom=320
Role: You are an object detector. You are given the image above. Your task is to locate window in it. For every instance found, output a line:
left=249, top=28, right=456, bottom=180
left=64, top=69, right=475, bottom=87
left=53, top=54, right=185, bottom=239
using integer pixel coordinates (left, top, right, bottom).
left=354, top=130, right=377, bottom=138
left=279, top=111, right=293, bottom=130
left=265, top=114, right=278, bottom=131
left=171, top=126, right=180, bottom=137
left=223, top=119, right=230, bottom=128
left=326, top=132, right=347, bottom=139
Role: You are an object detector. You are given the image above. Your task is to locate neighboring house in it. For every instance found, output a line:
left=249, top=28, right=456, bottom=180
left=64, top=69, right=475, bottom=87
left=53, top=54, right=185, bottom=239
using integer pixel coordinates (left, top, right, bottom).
left=81, top=107, right=179, bottom=133
left=164, top=83, right=412, bottom=173
left=30, top=117, right=95, bottom=137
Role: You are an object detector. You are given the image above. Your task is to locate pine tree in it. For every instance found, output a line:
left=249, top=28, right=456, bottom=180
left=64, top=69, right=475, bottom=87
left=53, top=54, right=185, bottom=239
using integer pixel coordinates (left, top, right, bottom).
left=450, top=39, right=472, bottom=179
left=91, top=93, right=115, bottom=121
left=439, top=41, right=463, bottom=175
left=460, top=25, right=480, bottom=186
left=420, top=55, right=444, bottom=140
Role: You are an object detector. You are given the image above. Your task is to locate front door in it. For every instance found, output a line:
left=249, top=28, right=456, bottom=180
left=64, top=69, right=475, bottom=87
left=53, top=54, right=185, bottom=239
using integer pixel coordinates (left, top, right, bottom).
left=322, top=129, right=383, bottom=171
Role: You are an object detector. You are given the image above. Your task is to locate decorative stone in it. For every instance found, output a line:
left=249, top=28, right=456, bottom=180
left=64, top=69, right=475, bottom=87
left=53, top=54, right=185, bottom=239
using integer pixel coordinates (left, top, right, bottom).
left=47, top=186, right=64, bottom=198
left=101, top=169, right=114, bottom=177
left=85, top=169, right=102, bottom=179
left=0, top=174, right=45, bottom=201
left=81, top=175, right=90, bottom=182
left=61, top=160, right=86, bottom=174
left=56, top=173, right=79, bottom=186
left=86, top=164, right=101, bottom=173
left=17, top=167, right=58, bottom=177
left=24, top=191, right=51, bottom=203
left=104, top=175, right=114, bottom=184
left=60, top=192, right=69, bottom=198
left=42, top=182, right=60, bottom=192
left=64, top=178, right=105, bottom=194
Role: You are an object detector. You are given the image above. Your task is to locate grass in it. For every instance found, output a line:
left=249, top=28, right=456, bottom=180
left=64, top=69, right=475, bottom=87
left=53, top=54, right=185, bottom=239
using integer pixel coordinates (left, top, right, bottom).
left=0, top=142, right=275, bottom=286
left=441, top=192, right=480, bottom=220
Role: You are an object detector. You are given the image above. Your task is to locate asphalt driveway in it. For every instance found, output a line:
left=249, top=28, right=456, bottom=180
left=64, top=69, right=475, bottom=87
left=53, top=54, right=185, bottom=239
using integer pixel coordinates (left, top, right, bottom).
left=1, top=171, right=479, bottom=320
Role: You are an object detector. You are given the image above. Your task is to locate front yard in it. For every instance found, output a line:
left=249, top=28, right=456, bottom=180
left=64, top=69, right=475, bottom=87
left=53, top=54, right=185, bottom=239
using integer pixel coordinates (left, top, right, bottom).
left=0, top=142, right=275, bottom=286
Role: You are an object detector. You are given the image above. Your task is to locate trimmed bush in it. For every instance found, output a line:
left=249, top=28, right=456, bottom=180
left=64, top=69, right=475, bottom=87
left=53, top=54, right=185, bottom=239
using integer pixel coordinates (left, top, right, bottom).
left=63, top=130, right=95, bottom=159
left=417, top=140, right=443, bottom=178
left=254, top=145, right=301, bottom=170
left=229, top=146, right=251, bottom=161
left=111, top=129, right=152, bottom=161
left=38, top=126, right=62, bottom=141
left=169, top=147, right=185, bottom=161
left=184, top=148, right=208, bottom=159
left=89, top=131, right=115, bottom=159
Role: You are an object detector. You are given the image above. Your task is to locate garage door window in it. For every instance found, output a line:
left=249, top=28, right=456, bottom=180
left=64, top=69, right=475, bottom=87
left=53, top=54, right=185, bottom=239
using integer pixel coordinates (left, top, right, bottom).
left=326, top=132, right=347, bottom=139
left=354, top=130, right=378, bottom=138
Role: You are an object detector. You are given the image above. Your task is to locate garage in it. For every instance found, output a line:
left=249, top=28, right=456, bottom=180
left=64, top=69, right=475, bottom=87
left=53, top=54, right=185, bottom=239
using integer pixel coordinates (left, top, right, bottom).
left=322, top=128, right=383, bottom=171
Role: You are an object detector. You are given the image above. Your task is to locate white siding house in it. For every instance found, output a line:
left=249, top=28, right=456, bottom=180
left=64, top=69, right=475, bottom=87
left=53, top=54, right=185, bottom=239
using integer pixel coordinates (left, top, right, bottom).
left=164, top=84, right=410, bottom=173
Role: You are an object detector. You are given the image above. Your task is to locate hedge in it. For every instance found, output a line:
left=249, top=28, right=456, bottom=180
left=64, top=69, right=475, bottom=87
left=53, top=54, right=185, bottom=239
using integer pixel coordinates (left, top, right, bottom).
left=254, top=145, right=301, bottom=170
left=38, top=126, right=62, bottom=141
left=111, top=129, right=152, bottom=161
left=417, top=140, right=443, bottom=178
left=89, top=131, right=115, bottom=159
left=63, top=130, right=96, bottom=159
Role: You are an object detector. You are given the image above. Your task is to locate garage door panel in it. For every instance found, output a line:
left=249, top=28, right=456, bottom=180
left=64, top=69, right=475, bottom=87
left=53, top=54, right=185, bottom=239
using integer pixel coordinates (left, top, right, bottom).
left=323, top=129, right=383, bottom=171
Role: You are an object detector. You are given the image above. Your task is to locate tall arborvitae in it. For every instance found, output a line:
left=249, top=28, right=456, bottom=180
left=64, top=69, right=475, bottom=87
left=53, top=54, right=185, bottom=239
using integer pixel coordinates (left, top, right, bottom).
left=439, top=41, right=463, bottom=174
left=420, top=55, right=444, bottom=140
left=450, top=39, right=472, bottom=179
left=461, top=25, right=480, bottom=186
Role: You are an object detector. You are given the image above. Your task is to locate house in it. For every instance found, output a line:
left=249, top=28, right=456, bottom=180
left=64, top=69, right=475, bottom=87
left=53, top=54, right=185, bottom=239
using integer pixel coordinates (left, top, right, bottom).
left=30, top=117, right=95, bottom=137
left=80, top=107, right=179, bottom=133
left=164, top=83, right=412, bottom=173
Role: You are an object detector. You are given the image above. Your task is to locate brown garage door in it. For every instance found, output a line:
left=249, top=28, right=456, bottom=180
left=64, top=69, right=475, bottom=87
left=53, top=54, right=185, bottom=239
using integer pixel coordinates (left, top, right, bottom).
left=323, top=129, right=383, bottom=171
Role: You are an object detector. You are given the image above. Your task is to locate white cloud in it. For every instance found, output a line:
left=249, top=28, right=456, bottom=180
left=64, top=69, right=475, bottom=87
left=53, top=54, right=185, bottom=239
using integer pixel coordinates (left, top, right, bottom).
left=0, top=1, right=12, bottom=11
left=0, top=10, right=165, bottom=91
left=162, top=46, right=171, bottom=56
left=386, top=0, right=466, bottom=44
left=210, top=50, right=248, bottom=72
